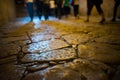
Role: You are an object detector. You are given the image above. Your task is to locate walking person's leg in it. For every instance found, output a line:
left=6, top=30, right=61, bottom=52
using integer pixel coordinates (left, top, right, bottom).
left=27, top=3, right=34, bottom=22
left=111, top=2, right=120, bottom=21
left=44, top=4, right=49, bottom=20
left=85, top=0, right=94, bottom=22
left=36, top=7, right=43, bottom=20
left=95, top=4, right=105, bottom=23
left=74, top=5, right=79, bottom=19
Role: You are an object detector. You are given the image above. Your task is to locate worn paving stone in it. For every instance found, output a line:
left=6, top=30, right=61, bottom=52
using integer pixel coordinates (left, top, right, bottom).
left=0, top=36, right=28, bottom=44
left=78, top=42, right=120, bottom=64
left=31, top=34, right=58, bottom=42
left=43, top=59, right=109, bottom=80
left=0, top=43, right=20, bottom=58
left=23, top=72, right=44, bottom=80
left=62, top=33, right=91, bottom=45
left=21, top=48, right=76, bottom=62
left=23, top=39, right=69, bottom=53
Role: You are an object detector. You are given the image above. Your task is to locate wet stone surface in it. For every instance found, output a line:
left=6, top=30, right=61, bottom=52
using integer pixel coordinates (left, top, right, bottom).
left=23, top=39, right=70, bottom=53
left=0, top=17, right=120, bottom=80
left=62, top=33, right=92, bottom=45
left=21, top=48, right=76, bottom=62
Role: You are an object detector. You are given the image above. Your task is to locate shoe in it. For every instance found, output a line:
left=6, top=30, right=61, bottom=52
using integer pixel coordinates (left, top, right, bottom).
left=99, top=18, right=105, bottom=23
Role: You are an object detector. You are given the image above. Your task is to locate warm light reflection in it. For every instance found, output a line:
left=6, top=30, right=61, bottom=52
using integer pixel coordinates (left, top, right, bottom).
left=16, top=16, right=58, bottom=29
left=27, top=41, right=50, bottom=53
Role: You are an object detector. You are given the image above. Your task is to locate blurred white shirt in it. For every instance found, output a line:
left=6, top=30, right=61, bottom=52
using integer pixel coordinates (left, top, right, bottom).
left=49, top=0, right=55, bottom=8
left=26, top=0, right=33, bottom=2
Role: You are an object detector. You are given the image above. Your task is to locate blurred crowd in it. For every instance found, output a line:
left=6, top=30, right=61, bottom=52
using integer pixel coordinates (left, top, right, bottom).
left=24, top=0, right=120, bottom=23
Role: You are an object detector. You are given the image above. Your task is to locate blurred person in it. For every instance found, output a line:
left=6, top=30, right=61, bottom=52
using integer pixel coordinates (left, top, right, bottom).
left=34, top=0, right=44, bottom=20
left=24, top=0, right=34, bottom=21
left=49, top=0, right=56, bottom=16
left=71, top=0, right=80, bottom=19
left=55, top=0, right=64, bottom=19
left=85, top=0, right=105, bottom=23
left=63, top=0, right=71, bottom=18
left=43, top=0, right=50, bottom=20
left=111, top=0, right=120, bottom=22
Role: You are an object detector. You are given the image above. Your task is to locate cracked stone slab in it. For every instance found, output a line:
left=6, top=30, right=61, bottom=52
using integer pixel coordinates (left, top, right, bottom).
left=21, top=48, right=76, bottom=62
left=78, top=42, right=120, bottom=64
left=43, top=59, right=109, bottom=80
left=31, top=34, right=59, bottom=42
left=44, top=68, right=84, bottom=80
left=62, top=33, right=91, bottom=45
left=0, top=43, right=20, bottom=58
left=0, top=36, right=28, bottom=44
left=23, top=39, right=69, bottom=53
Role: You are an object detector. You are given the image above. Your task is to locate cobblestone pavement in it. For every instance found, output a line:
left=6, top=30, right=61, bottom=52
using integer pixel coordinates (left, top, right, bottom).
left=0, top=16, right=120, bottom=80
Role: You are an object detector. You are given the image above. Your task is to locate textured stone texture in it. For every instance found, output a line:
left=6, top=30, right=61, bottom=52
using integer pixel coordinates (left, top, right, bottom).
left=78, top=43, right=120, bottom=64
left=0, top=16, right=120, bottom=80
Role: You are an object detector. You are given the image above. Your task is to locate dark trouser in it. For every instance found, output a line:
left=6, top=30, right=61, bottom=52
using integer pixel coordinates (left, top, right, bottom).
left=63, top=6, right=70, bottom=16
left=55, top=6, right=63, bottom=19
left=113, top=1, right=120, bottom=19
left=36, top=6, right=43, bottom=20
left=26, top=2, right=34, bottom=21
left=73, top=5, right=79, bottom=17
left=50, top=8, right=55, bottom=16
left=43, top=4, right=50, bottom=20
left=87, top=0, right=103, bottom=15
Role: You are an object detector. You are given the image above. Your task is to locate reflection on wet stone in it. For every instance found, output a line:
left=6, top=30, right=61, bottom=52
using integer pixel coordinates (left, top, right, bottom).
left=23, top=39, right=69, bottom=53
left=21, top=48, right=76, bottom=62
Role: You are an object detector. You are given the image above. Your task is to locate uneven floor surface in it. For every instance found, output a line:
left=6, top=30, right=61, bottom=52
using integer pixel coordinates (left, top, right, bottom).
left=0, top=16, right=120, bottom=80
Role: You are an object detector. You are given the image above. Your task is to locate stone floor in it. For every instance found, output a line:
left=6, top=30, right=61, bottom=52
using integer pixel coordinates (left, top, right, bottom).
left=0, top=16, right=120, bottom=80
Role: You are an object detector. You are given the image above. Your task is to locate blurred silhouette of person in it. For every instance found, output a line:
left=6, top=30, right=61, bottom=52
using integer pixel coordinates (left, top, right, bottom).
left=85, top=0, right=105, bottom=23
left=43, top=0, right=50, bottom=20
left=71, top=0, right=80, bottom=19
left=111, top=0, right=120, bottom=22
left=49, top=0, right=56, bottom=16
left=24, top=0, right=34, bottom=22
left=63, top=0, right=70, bottom=18
left=34, top=0, right=44, bottom=20
left=55, top=0, right=64, bottom=19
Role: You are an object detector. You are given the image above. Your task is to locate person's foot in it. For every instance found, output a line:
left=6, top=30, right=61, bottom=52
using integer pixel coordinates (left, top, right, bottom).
left=99, top=18, right=105, bottom=23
